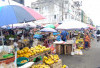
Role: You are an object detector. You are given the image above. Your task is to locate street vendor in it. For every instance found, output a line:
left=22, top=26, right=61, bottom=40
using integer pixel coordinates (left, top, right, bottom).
left=61, top=30, right=69, bottom=41
left=43, top=37, right=49, bottom=47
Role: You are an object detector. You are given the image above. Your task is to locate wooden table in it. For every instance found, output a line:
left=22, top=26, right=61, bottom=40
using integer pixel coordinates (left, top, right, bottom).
left=54, top=40, right=75, bottom=55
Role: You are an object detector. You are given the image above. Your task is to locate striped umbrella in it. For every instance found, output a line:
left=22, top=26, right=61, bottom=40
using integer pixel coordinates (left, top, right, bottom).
left=0, top=5, right=45, bottom=26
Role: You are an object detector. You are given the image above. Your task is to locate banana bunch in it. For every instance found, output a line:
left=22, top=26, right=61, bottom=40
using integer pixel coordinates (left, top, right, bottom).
left=43, top=56, right=48, bottom=62
left=45, top=58, right=54, bottom=65
left=43, top=54, right=59, bottom=65
left=49, top=54, right=59, bottom=63
left=62, top=64, right=68, bottom=68
left=30, top=45, right=50, bottom=54
left=31, top=63, right=50, bottom=68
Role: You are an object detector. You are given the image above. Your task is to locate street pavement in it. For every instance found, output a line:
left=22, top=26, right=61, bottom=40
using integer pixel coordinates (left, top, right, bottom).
left=60, top=39, right=100, bottom=68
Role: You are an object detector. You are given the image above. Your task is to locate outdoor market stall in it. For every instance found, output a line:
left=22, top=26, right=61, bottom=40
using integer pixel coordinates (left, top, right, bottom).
left=0, top=4, right=45, bottom=68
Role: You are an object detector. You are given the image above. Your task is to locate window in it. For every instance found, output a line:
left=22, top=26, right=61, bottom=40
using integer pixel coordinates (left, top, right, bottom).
left=65, top=13, right=67, bottom=19
left=20, top=0, right=24, bottom=5
left=71, top=15, right=74, bottom=19
left=54, top=15, right=56, bottom=19
left=13, top=0, right=24, bottom=5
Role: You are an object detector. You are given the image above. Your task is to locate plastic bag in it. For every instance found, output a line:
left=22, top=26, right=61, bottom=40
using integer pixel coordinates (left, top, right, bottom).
left=50, top=45, right=56, bottom=54
left=33, top=39, right=38, bottom=47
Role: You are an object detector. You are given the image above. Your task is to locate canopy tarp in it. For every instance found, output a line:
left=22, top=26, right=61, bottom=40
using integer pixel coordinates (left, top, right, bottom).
left=56, top=20, right=88, bottom=30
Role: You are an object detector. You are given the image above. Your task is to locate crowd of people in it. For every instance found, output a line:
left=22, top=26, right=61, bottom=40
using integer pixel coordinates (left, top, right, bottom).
left=0, top=27, right=97, bottom=51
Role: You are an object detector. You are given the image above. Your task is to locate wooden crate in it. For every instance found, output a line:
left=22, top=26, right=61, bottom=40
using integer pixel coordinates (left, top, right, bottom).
left=56, top=44, right=72, bottom=55
left=56, top=44, right=64, bottom=54
left=50, top=59, right=62, bottom=68
left=66, top=45, right=72, bottom=55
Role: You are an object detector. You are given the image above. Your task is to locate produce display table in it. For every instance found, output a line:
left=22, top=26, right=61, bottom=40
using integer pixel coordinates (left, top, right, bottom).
left=0, top=57, right=15, bottom=64
left=29, top=50, right=51, bottom=61
left=54, top=40, right=74, bottom=55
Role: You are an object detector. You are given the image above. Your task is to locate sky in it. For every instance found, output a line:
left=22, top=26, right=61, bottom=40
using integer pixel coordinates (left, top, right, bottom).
left=80, top=0, right=100, bottom=26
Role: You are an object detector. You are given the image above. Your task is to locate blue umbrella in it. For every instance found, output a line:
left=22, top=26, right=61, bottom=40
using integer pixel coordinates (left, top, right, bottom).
left=53, top=32, right=60, bottom=35
left=34, top=34, right=43, bottom=39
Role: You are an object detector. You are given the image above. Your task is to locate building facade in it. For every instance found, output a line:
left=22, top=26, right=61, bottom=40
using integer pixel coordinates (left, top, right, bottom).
left=31, top=0, right=83, bottom=24
left=81, top=10, right=94, bottom=25
left=13, top=0, right=93, bottom=25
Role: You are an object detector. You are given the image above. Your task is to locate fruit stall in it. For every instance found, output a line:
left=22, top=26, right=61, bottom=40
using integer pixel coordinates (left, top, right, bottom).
left=75, top=38, right=84, bottom=49
left=16, top=44, right=69, bottom=68
left=17, top=45, right=51, bottom=61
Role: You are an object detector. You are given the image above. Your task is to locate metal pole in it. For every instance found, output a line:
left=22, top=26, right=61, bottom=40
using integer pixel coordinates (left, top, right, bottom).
left=62, top=0, right=64, bottom=21
left=1, top=29, right=4, bottom=50
left=67, top=0, right=70, bottom=20
left=12, top=24, right=13, bottom=29
left=14, top=42, right=18, bottom=68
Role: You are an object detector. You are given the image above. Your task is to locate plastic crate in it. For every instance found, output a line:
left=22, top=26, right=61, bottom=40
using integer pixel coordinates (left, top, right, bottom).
left=17, top=57, right=29, bottom=66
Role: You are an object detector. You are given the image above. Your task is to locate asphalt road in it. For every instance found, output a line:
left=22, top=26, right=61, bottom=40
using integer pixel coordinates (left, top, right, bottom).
left=60, top=39, right=100, bottom=68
